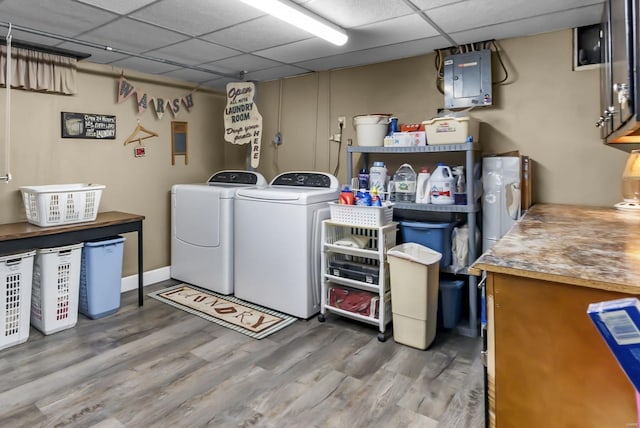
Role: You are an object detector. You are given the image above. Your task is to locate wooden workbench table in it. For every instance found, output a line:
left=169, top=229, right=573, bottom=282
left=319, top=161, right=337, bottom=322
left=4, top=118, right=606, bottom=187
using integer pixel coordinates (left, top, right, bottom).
left=0, top=211, right=145, bottom=306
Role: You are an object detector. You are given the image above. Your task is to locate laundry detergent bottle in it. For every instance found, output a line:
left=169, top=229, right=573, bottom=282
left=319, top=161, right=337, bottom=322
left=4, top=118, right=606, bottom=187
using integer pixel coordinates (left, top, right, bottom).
left=429, top=163, right=455, bottom=205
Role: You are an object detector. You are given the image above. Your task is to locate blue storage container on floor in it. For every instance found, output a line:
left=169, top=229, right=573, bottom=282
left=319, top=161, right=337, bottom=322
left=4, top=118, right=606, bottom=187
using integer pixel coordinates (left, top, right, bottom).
left=438, top=278, right=465, bottom=329
left=398, top=220, right=457, bottom=268
left=79, top=236, right=125, bottom=319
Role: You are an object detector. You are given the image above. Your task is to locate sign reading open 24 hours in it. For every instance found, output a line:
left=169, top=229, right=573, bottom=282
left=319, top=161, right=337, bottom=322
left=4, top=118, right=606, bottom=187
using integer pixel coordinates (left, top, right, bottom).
left=224, top=82, right=262, bottom=168
left=61, top=112, right=116, bottom=139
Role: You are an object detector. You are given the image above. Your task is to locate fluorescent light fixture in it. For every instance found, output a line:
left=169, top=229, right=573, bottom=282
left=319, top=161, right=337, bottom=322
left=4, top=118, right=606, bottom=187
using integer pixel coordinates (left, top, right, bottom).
left=241, top=0, right=348, bottom=46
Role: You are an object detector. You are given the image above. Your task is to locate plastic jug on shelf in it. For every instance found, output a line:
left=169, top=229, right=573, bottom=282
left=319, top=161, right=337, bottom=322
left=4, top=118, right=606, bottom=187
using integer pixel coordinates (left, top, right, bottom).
left=416, top=167, right=431, bottom=204
left=393, top=163, right=416, bottom=203
left=430, top=163, right=455, bottom=205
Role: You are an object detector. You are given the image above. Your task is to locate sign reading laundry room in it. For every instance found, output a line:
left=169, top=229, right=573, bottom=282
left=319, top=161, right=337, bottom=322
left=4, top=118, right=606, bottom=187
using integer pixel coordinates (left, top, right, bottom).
left=117, top=75, right=195, bottom=119
left=224, top=81, right=262, bottom=168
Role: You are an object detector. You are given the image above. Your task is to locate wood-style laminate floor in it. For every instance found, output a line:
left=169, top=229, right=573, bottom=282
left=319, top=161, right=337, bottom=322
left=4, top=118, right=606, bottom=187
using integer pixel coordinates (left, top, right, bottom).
left=0, top=280, right=485, bottom=428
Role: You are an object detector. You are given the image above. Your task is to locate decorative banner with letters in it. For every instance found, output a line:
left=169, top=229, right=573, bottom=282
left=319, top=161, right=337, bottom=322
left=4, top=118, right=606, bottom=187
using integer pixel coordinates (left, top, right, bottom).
left=117, top=76, right=195, bottom=119
left=224, top=81, right=262, bottom=168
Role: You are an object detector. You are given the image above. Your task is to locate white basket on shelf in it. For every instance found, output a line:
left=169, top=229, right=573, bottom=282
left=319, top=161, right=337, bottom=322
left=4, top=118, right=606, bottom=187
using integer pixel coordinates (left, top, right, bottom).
left=20, top=184, right=105, bottom=227
left=329, top=202, right=394, bottom=227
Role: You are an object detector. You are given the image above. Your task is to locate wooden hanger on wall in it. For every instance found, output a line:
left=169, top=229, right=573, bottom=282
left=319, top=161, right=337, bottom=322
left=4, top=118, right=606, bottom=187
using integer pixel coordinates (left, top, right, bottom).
left=124, top=120, right=159, bottom=145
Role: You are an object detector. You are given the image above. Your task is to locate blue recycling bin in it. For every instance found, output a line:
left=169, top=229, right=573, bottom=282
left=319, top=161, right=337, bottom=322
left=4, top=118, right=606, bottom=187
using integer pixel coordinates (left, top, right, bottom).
left=79, top=236, right=125, bottom=319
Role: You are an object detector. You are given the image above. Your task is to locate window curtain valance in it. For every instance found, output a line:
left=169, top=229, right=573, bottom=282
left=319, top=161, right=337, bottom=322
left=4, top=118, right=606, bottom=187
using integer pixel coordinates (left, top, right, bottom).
left=0, top=45, right=77, bottom=95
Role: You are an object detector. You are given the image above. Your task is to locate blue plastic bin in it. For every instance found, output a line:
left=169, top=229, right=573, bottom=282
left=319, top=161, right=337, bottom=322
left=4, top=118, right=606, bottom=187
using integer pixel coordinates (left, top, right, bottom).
left=399, top=220, right=456, bottom=268
left=438, top=278, right=464, bottom=329
left=79, top=236, right=125, bottom=319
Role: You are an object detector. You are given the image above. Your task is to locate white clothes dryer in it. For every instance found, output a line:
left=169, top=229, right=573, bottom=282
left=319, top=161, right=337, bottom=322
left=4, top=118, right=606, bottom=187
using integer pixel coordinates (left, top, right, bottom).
left=171, top=170, right=267, bottom=294
left=233, top=171, right=340, bottom=318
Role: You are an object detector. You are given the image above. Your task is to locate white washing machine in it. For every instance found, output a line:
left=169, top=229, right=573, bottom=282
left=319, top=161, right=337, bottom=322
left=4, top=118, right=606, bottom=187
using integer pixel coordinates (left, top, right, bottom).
left=171, top=170, right=267, bottom=294
left=233, top=171, right=340, bottom=318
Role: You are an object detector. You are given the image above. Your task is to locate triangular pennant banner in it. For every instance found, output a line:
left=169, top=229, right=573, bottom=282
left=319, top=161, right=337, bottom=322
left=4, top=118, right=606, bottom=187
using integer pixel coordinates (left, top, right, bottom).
left=117, top=76, right=136, bottom=104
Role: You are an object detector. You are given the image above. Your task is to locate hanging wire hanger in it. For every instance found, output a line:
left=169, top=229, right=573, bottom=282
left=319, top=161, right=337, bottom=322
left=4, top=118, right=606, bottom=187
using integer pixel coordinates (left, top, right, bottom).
left=124, top=119, right=159, bottom=145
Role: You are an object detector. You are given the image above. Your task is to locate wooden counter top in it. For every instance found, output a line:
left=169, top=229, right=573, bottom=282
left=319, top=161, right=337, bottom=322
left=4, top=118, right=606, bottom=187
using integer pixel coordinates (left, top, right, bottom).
left=470, top=203, right=640, bottom=294
left=0, top=211, right=145, bottom=241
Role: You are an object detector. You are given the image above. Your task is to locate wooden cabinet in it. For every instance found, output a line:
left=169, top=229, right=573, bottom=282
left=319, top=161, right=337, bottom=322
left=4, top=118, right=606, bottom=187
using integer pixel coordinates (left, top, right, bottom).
left=485, top=272, right=637, bottom=427
left=599, top=0, right=640, bottom=148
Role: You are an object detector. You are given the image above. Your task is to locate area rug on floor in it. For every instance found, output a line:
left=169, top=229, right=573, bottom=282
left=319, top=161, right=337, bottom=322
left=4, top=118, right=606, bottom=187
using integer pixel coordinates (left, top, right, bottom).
left=148, top=284, right=297, bottom=339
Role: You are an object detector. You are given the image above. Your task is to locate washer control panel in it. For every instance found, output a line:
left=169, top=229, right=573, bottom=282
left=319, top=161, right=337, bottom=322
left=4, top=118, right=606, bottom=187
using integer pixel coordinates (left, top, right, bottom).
left=208, top=170, right=265, bottom=185
left=271, top=172, right=338, bottom=188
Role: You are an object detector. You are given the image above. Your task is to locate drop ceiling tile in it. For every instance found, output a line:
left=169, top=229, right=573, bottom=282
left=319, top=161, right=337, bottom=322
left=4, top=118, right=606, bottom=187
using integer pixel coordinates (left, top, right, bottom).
left=0, top=0, right=117, bottom=36
left=108, top=56, right=182, bottom=75
left=75, top=0, right=156, bottom=15
left=81, top=17, right=189, bottom=53
left=145, top=39, right=240, bottom=65
left=255, top=14, right=438, bottom=63
left=302, top=0, right=414, bottom=27
left=201, top=15, right=312, bottom=52
left=200, top=76, right=237, bottom=91
left=205, top=55, right=283, bottom=74
left=161, top=67, right=226, bottom=84
left=427, top=0, right=604, bottom=34
left=6, top=29, right=68, bottom=49
left=411, top=0, right=468, bottom=10
left=450, top=5, right=604, bottom=45
left=244, top=65, right=311, bottom=82
left=296, top=35, right=449, bottom=71
left=129, top=0, right=265, bottom=36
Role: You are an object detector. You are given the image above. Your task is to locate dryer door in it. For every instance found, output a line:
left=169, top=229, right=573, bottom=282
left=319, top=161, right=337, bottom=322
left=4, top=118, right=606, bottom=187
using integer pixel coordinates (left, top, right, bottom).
left=173, top=186, right=220, bottom=247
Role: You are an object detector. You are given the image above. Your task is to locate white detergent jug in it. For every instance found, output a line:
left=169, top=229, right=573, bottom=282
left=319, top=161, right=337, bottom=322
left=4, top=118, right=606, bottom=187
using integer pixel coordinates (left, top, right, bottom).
left=416, top=167, right=431, bottom=204
left=430, top=163, right=455, bottom=205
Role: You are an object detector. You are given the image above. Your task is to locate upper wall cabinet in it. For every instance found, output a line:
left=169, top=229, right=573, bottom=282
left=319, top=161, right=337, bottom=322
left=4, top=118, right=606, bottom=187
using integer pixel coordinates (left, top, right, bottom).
left=598, top=0, right=640, bottom=150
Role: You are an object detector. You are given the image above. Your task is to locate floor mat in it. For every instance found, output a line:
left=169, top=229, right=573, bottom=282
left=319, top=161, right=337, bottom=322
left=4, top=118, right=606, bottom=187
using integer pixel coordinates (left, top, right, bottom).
left=148, top=284, right=297, bottom=339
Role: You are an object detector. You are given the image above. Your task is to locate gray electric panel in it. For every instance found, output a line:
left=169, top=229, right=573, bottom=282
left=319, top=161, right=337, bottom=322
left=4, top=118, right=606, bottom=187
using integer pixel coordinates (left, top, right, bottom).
left=443, top=49, right=492, bottom=108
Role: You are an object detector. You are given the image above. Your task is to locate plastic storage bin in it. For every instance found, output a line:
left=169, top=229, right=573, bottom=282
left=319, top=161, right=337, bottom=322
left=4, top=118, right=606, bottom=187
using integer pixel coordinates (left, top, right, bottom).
left=31, top=243, right=83, bottom=335
left=20, top=183, right=105, bottom=227
left=398, top=220, right=456, bottom=268
left=422, top=115, right=479, bottom=145
left=0, top=250, right=36, bottom=350
left=438, top=278, right=464, bottom=329
left=79, top=236, right=125, bottom=319
left=387, top=243, right=442, bottom=350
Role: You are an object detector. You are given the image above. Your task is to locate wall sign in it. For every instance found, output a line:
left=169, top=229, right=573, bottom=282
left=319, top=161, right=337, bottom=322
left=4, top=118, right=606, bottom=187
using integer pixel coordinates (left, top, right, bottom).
left=61, top=112, right=116, bottom=139
left=224, top=81, right=262, bottom=168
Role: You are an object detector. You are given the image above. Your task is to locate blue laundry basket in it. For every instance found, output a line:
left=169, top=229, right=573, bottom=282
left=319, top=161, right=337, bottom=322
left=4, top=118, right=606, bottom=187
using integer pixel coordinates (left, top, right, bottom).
left=79, top=236, right=125, bottom=319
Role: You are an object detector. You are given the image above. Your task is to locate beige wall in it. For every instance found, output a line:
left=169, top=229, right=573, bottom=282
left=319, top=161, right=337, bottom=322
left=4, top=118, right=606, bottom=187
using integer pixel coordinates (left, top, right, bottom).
left=255, top=29, right=629, bottom=207
left=0, top=63, right=228, bottom=276
left=0, top=28, right=629, bottom=278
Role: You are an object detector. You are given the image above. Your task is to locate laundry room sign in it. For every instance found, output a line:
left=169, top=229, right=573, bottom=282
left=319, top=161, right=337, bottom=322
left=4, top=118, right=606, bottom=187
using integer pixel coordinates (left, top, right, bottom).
left=224, top=81, right=262, bottom=168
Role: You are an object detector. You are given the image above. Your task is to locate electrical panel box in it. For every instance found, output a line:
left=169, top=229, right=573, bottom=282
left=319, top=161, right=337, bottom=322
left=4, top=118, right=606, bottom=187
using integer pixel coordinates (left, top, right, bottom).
left=443, top=49, right=492, bottom=108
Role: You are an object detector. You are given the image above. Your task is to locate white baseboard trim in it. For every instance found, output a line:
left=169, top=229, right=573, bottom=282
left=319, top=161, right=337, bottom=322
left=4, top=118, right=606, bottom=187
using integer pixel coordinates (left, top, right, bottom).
left=121, top=266, right=171, bottom=293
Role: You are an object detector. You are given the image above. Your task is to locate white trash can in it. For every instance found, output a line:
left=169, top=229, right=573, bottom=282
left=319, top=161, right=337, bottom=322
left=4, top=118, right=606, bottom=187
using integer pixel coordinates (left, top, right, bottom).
left=387, top=242, right=442, bottom=350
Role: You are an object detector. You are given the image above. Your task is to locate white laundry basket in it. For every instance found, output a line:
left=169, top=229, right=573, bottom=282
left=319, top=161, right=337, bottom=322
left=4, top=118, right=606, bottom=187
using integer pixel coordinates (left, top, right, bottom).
left=31, top=243, right=83, bottom=335
left=0, top=250, right=36, bottom=350
left=20, top=184, right=105, bottom=227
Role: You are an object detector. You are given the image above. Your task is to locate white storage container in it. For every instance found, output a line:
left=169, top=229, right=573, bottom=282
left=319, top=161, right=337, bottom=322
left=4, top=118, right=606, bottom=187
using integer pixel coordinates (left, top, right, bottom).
left=422, top=115, right=479, bottom=145
left=20, top=184, right=105, bottom=227
left=31, top=243, right=83, bottom=335
left=0, top=250, right=36, bottom=350
left=328, top=202, right=393, bottom=227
